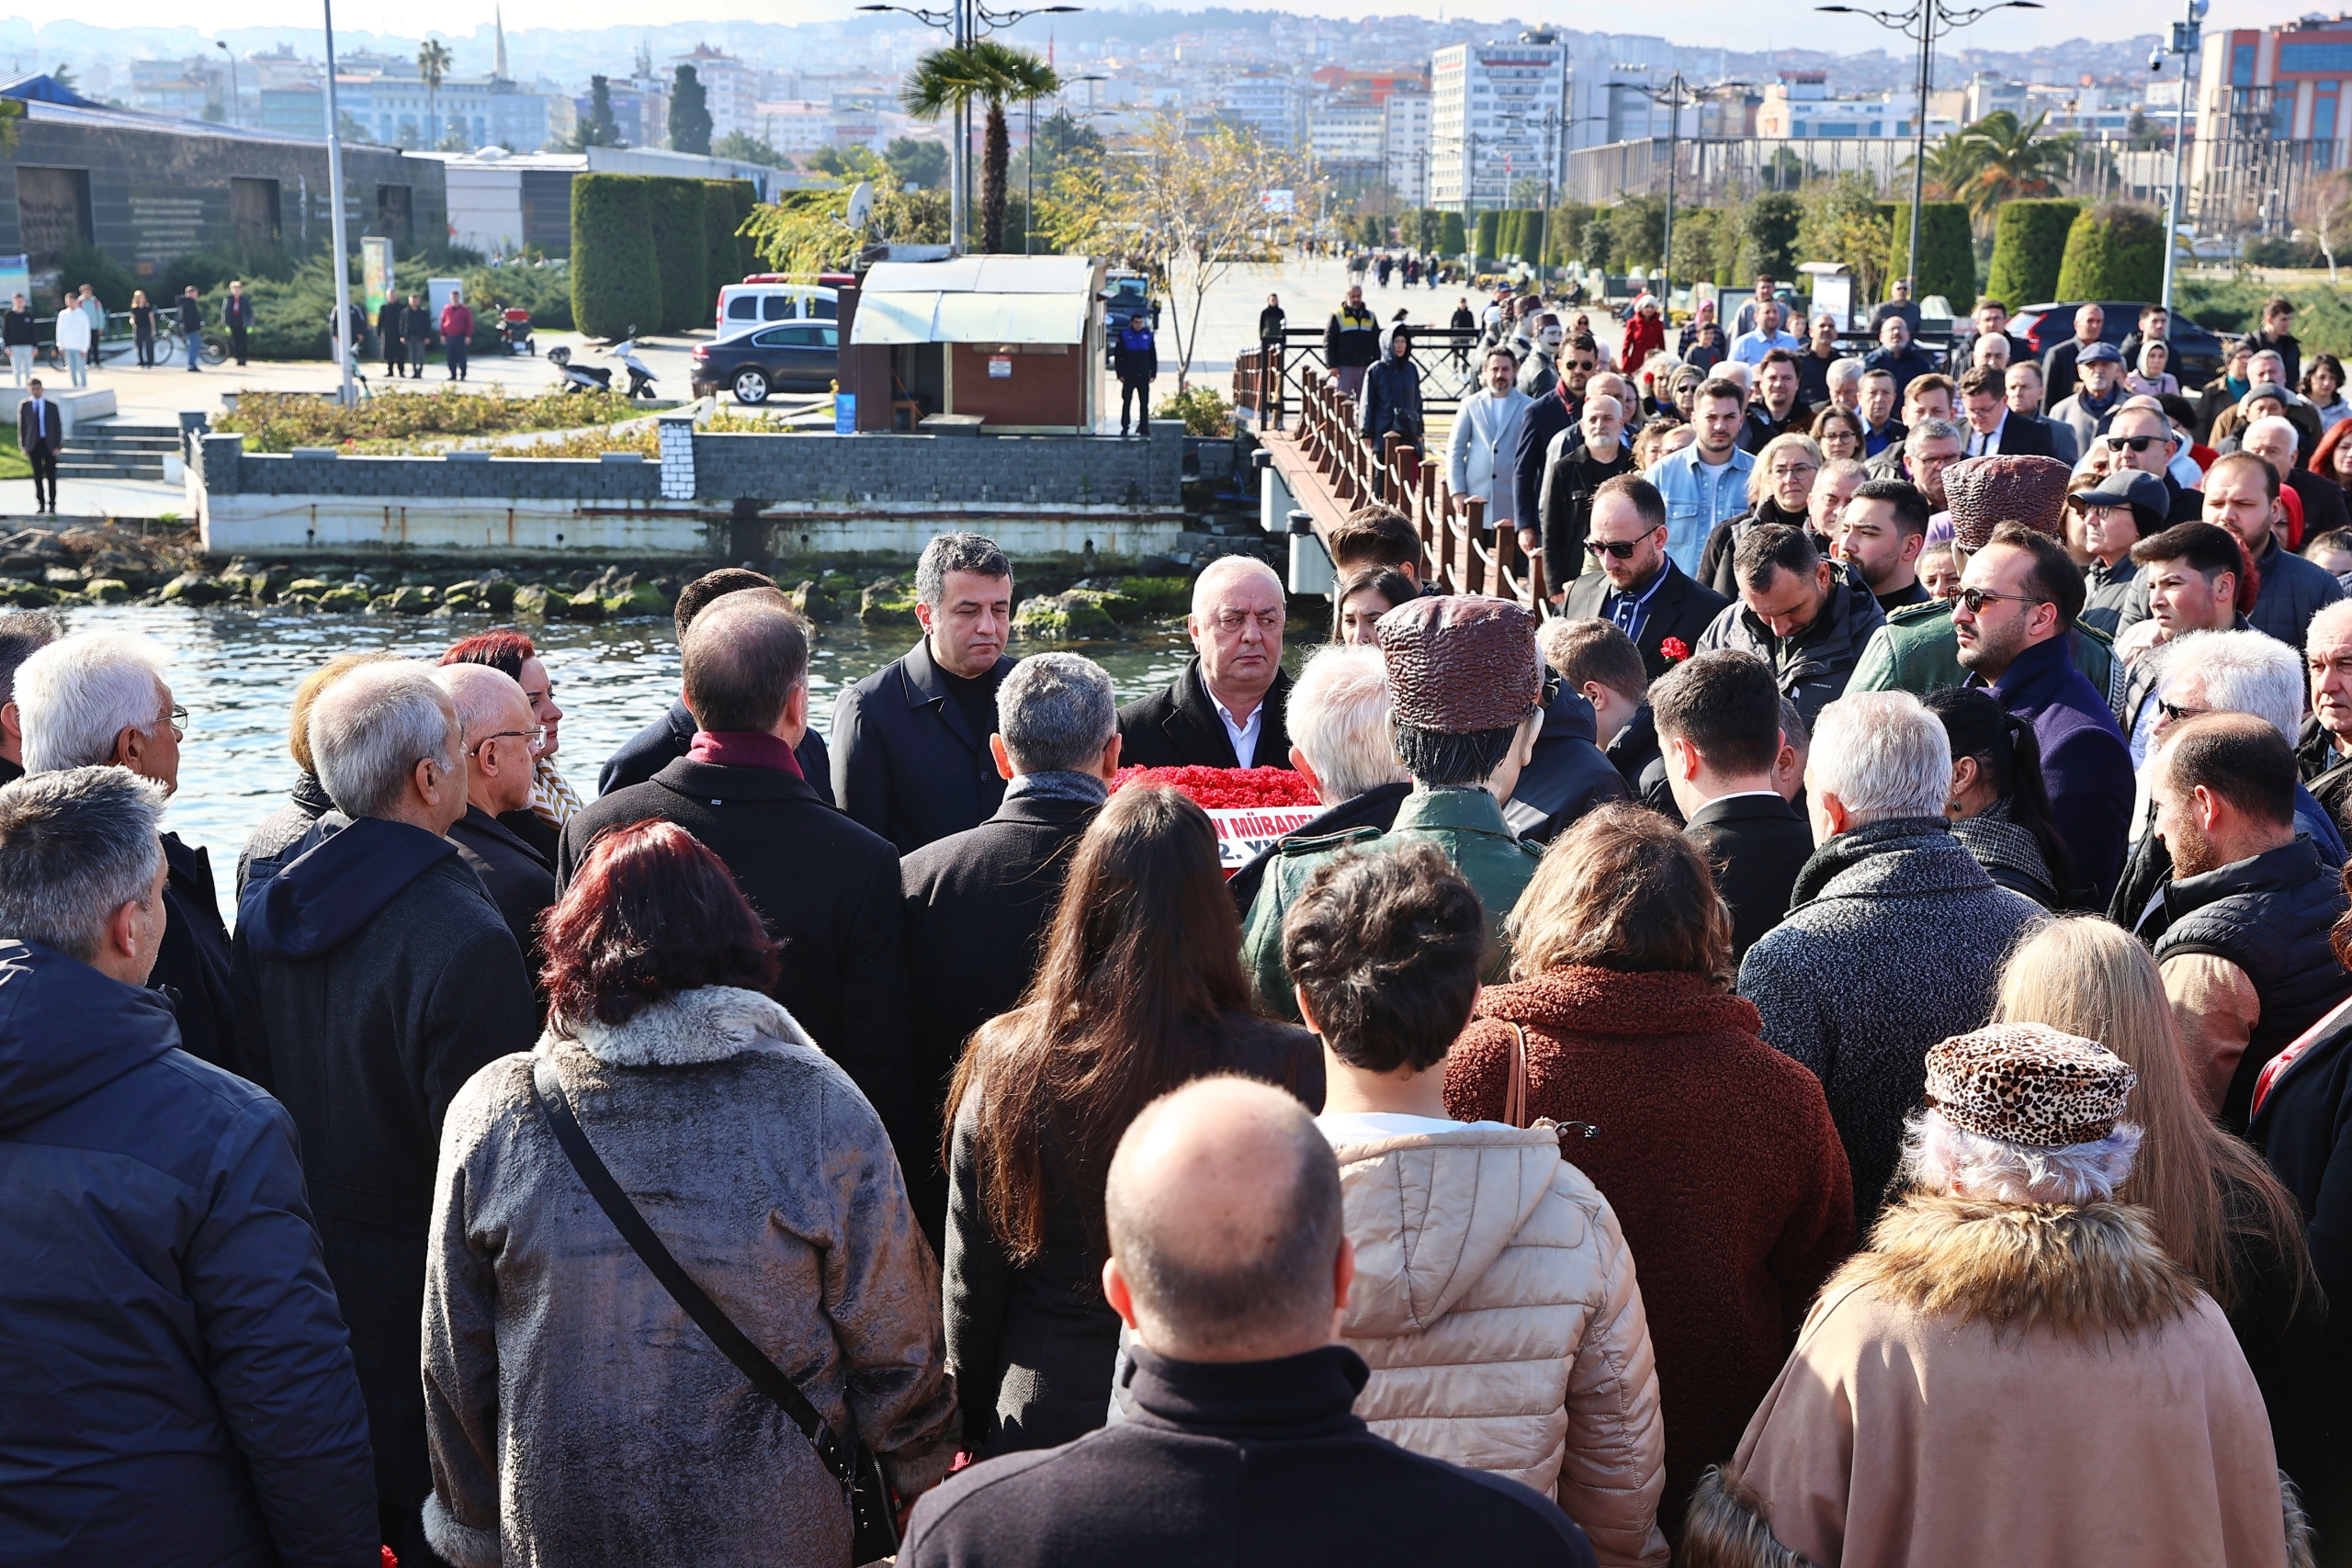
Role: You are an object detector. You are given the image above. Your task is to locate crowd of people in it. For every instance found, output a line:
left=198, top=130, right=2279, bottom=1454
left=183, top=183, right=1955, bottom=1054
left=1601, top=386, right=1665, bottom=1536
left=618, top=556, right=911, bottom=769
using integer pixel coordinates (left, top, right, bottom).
left=8, top=312, right=2352, bottom=1568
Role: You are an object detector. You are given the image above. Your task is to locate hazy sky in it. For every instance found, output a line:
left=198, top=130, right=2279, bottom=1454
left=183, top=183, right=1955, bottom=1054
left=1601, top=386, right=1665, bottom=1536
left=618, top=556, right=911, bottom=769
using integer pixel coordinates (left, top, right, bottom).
left=4, top=0, right=2318, bottom=53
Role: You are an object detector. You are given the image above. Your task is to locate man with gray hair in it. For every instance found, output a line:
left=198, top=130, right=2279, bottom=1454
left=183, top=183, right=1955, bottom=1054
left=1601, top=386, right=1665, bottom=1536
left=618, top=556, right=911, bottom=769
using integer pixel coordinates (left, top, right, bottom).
left=1119, top=554, right=1296, bottom=771
left=17, top=627, right=237, bottom=1071
left=0, top=767, right=378, bottom=1566
left=900, top=1076, right=1598, bottom=1568
left=899, top=651, right=1122, bottom=1243
left=0, top=605, right=60, bottom=785
left=435, top=661, right=556, bottom=975
left=232, top=659, right=537, bottom=1568
left=2242, top=410, right=2352, bottom=543
left=1228, top=642, right=1411, bottom=912
left=834, top=530, right=1019, bottom=853
left=1737, top=690, right=2043, bottom=1227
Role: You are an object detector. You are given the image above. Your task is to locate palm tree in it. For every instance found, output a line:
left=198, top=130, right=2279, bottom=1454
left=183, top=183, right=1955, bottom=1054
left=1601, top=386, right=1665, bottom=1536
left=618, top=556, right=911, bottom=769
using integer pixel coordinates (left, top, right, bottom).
left=418, top=39, right=452, bottom=152
left=1915, top=129, right=1986, bottom=204
left=901, top=39, right=1059, bottom=254
left=1962, top=110, right=2071, bottom=218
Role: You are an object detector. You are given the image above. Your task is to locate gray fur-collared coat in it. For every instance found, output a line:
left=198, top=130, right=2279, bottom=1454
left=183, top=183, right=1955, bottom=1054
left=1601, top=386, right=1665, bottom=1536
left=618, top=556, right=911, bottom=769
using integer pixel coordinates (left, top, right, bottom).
left=422, top=986, right=959, bottom=1568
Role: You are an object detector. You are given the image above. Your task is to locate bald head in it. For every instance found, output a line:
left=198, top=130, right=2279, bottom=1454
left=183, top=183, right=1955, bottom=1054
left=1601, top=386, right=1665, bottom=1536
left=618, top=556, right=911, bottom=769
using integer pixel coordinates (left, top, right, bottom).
left=1190, top=555, right=1284, bottom=620
left=681, top=597, right=811, bottom=738
left=1102, top=1077, right=1347, bottom=1363
left=435, top=663, right=537, bottom=816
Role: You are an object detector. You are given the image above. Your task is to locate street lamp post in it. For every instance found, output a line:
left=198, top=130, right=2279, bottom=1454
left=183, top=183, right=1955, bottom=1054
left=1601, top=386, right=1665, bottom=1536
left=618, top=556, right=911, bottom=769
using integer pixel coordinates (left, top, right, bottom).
left=1611, top=68, right=1745, bottom=310
left=2155, top=0, right=2209, bottom=310
left=321, top=0, right=355, bottom=405
left=1817, top=0, right=2042, bottom=299
left=215, top=40, right=239, bottom=128
left=1033, top=73, right=1104, bottom=254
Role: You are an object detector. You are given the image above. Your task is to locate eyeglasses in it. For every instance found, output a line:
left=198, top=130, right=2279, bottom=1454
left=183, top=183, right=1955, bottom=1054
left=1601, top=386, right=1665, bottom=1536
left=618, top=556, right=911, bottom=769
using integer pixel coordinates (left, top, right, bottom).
left=1212, top=609, right=1282, bottom=634
left=1954, top=587, right=2047, bottom=615
left=1768, top=463, right=1819, bottom=479
left=469, top=725, right=549, bottom=756
left=157, top=705, right=187, bottom=738
left=2157, top=697, right=2209, bottom=725
left=2102, top=434, right=2164, bottom=453
left=1586, top=537, right=1653, bottom=559
left=1561, top=357, right=1597, bottom=371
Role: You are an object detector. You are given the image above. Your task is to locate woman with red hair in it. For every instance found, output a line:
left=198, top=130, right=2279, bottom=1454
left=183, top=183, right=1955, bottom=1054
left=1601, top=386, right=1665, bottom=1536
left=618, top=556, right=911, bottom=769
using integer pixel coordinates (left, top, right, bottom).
left=421, top=818, right=957, bottom=1567
left=441, top=630, right=578, bottom=859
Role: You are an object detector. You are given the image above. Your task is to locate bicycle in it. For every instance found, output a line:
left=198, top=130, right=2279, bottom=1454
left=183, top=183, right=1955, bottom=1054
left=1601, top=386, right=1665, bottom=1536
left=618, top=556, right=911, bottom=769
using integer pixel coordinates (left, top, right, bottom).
left=157, top=320, right=231, bottom=367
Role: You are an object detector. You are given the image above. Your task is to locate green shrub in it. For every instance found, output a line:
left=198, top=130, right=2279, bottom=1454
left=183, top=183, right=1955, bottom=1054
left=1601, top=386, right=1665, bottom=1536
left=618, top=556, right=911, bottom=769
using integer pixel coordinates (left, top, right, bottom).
left=1739, top=194, right=1804, bottom=284
left=1883, top=201, right=1974, bottom=306
left=51, top=242, right=139, bottom=310
left=2054, top=202, right=2165, bottom=303
left=571, top=175, right=662, bottom=340
left=1984, top=198, right=2083, bottom=310
left=644, top=178, right=708, bottom=334
left=1155, top=385, right=1232, bottom=435
left=1521, top=209, right=1546, bottom=265
left=1606, top=197, right=1666, bottom=272
left=705, top=181, right=745, bottom=299
left=2174, top=279, right=2352, bottom=357
left=214, top=386, right=640, bottom=451
left=1475, top=210, right=1499, bottom=264
left=1440, top=210, right=1467, bottom=256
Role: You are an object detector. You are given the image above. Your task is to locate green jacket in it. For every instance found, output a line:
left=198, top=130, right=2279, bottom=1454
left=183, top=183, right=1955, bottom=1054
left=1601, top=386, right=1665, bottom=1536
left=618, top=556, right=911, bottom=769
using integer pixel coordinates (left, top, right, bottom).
left=1241, top=784, right=1543, bottom=1021
left=1848, top=599, right=2125, bottom=711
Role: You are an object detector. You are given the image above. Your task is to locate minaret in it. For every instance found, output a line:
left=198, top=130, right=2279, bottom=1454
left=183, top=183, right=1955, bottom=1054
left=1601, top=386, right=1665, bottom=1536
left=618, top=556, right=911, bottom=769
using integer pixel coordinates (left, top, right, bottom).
left=493, top=6, right=509, bottom=82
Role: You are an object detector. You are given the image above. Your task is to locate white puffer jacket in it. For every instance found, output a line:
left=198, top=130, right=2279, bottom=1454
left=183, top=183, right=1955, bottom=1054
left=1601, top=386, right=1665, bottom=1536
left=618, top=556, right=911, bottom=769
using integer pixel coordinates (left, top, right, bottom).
left=1330, top=1122, right=1669, bottom=1568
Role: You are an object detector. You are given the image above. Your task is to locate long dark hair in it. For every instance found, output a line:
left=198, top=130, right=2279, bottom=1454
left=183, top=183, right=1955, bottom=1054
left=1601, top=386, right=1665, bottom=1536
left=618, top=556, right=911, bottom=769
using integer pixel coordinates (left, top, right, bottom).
left=944, top=785, right=1267, bottom=1262
left=1922, top=686, right=2078, bottom=900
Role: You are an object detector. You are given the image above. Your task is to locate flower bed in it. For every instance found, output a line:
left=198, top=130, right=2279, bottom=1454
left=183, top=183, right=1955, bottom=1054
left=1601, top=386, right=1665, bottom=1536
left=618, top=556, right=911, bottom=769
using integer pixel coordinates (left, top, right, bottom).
left=215, top=387, right=643, bottom=454
left=1114, top=765, right=1325, bottom=872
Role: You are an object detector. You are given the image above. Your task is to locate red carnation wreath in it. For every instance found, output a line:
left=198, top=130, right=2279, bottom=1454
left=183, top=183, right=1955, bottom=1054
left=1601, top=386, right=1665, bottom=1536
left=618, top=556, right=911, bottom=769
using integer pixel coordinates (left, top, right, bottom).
left=1111, top=764, right=1322, bottom=810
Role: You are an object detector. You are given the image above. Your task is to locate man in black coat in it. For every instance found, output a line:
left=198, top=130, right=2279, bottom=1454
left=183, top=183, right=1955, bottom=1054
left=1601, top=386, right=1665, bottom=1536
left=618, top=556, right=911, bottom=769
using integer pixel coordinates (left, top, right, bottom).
left=1655, top=649, right=1817, bottom=960
left=560, top=595, right=920, bottom=1168
left=1509, top=333, right=1600, bottom=534
left=901, top=1077, right=1597, bottom=1568
left=0, top=607, right=57, bottom=786
left=599, top=569, right=831, bottom=799
left=437, top=664, right=557, bottom=981
left=1544, top=616, right=1679, bottom=820
left=1502, top=681, right=1629, bottom=845
left=1956, top=365, right=2056, bottom=457
left=231, top=662, right=537, bottom=1568
left=1559, top=475, right=1731, bottom=683
left=1118, top=555, right=1295, bottom=770
left=14, top=628, right=239, bottom=1071
left=900, top=653, right=1121, bottom=1246
left=1532, top=389, right=1632, bottom=576
left=833, top=532, right=1017, bottom=853
left=2041, top=300, right=2107, bottom=408
left=377, top=294, right=408, bottom=378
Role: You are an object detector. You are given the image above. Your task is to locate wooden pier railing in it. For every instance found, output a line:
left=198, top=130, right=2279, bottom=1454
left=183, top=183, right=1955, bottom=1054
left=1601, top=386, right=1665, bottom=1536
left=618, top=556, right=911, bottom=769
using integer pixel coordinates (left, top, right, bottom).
left=1287, top=366, right=1546, bottom=613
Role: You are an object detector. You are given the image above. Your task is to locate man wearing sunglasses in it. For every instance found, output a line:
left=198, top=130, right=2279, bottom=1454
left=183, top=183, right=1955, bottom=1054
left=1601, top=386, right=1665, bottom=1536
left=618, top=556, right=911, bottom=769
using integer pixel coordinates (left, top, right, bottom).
left=1560, top=474, right=1731, bottom=684
left=1951, top=522, right=2134, bottom=904
left=435, top=664, right=556, bottom=983
left=2096, top=401, right=2206, bottom=526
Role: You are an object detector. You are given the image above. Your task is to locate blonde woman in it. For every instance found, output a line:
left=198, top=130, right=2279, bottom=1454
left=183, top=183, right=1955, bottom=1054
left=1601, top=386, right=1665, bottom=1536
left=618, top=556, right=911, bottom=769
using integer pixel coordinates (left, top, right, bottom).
left=1996, top=917, right=2327, bottom=1506
left=1696, top=432, right=1822, bottom=599
left=129, top=289, right=156, bottom=367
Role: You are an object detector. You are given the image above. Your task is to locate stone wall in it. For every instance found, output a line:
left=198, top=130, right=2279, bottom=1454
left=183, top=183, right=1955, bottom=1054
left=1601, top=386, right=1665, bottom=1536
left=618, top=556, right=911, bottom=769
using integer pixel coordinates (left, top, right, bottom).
left=690, top=426, right=1183, bottom=510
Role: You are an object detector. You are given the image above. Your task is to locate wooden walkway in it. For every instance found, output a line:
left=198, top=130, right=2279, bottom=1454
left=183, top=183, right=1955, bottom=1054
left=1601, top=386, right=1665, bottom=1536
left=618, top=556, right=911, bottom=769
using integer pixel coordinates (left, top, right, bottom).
left=1248, top=362, right=1547, bottom=611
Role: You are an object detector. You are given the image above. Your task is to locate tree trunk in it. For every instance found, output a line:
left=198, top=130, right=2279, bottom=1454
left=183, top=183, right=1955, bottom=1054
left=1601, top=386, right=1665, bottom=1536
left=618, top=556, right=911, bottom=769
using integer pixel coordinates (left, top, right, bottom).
left=982, top=100, right=1010, bottom=254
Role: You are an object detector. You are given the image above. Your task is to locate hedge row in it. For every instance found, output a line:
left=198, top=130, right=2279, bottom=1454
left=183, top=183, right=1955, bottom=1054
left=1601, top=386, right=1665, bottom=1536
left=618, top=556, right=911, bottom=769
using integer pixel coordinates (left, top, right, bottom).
left=1881, top=201, right=1974, bottom=306
left=1984, top=199, right=2081, bottom=310
left=2054, top=203, right=2165, bottom=304
left=571, top=174, right=764, bottom=339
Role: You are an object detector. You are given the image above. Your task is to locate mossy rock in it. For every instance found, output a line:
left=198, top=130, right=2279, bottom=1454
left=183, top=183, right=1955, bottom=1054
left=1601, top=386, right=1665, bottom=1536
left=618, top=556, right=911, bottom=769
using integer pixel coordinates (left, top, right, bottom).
left=859, top=580, right=921, bottom=628
left=1118, top=575, right=1193, bottom=615
left=1013, top=590, right=1122, bottom=642
left=84, top=579, right=136, bottom=604
left=381, top=584, right=441, bottom=615
left=1073, top=588, right=1146, bottom=626
left=318, top=583, right=373, bottom=612
left=511, top=584, right=550, bottom=617
left=286, top=578, right=333, bottom=600
left=0, top=579, right=59, bottom=606
left=160, top=571, right=231, bottom=605
left=600, top=582, right=669, bottom=618
left=481, top=579, right=518, bottom=612
left=789, top=581, right=841, bottom=623
left=439, top=591, right=486, bottom=615
left=818, top=571, right=860, bottom=598
left=565, top=590, right=608, bottom=623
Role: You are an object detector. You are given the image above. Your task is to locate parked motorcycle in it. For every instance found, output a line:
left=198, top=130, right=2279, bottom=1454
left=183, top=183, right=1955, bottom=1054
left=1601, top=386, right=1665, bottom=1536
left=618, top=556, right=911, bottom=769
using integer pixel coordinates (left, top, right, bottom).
left=549, top=332, right=657, bottom=399
left=608, top=337, right=658, bottom=400
left=499, top=306, right=535, bottom=355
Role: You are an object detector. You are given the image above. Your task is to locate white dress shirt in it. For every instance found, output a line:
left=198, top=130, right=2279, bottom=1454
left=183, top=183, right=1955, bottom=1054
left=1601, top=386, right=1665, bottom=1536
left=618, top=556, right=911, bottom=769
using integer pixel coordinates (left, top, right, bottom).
left=1215, top=696, right=1263, bottom=769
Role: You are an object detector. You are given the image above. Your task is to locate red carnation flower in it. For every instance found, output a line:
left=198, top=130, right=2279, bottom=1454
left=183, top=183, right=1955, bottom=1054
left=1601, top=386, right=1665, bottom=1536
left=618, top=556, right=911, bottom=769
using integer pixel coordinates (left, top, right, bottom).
left=1112, top=764, right=1322, bottom=811
left=1659, top=637, right=1691, bottom=663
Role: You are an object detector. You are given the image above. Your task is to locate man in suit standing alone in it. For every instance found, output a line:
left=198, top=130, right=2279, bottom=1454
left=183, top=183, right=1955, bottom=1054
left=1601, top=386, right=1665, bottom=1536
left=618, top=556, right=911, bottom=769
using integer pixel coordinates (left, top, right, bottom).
left=1957, top=366, right=2055, bottom=458
left=1118, top=555, right=1294, bottom=770
left=1653, top=649, right=1815, bottom=962
left=1561, top=476, right=1730, bottom=684
left=833, top=531, right=1019, bottom=853
left=17, top=378, right=61, bottom=514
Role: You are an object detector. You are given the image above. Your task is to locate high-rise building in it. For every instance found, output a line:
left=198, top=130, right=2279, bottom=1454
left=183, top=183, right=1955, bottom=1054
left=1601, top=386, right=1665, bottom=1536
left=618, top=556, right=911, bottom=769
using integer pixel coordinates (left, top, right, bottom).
left=1385, top=88, right=1431, bottom=205
left=1310, top=96, right=1386, bottom=172
left=1222, top=69, right=1303, bottom=149
left=1429, top=39, right=1566, bottom=213
left=671, top=44, right=761, bottom=143
left=2192, top=16, right=2346, bottom=232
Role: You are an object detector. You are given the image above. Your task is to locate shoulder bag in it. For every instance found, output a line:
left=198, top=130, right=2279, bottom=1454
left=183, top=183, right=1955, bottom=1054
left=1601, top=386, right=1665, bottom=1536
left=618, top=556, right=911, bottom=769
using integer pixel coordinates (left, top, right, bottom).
left=528, top=1055, right=901, bottom=1563
left=1498, top=1021, right=1600, bottom=1146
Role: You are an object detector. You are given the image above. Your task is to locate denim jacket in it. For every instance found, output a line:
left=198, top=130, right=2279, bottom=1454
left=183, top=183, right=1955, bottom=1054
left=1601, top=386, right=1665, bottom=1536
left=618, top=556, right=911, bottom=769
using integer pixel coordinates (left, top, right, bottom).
left=1644, top=444, right=1755, bottom=575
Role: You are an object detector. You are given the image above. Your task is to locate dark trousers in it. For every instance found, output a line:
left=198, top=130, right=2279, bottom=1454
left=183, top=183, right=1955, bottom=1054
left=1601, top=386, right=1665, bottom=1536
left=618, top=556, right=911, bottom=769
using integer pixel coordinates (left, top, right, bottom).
left=229, top=324, right=248, bottom=366
left=408, top=339, right=427, bottom=375
left=446, top=339, right=469, bottom=380
left=384, top=344, right=403, bottom=377
left=1121, top=378, right=1150, bottom=432
left=134, top=330, right=154, bottom=367
left=27, top=446, right=57, bottom=509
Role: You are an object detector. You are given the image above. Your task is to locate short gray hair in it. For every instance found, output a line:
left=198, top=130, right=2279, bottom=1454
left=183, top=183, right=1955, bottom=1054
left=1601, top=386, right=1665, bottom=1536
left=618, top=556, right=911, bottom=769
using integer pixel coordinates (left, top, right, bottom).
left=0, top=765, right=164, bottom=960
left=0, top=609, right=62, bottom=708
left=1905, top=416, right=1963, bottom=456
left=2245, top=414, right=2299, bottom=451
left=2306, top=599, right=2352, bottom=653
left=1826, top=355, right=1866, bottom=389
left=915, top=531, right=1012, bottom=605
left=1192, top=554, right=1285, bottom=619
left=2161, top=628, right=2303, bottom=743
left=1809, top=691, right=1951, bottom=824
left=996, top=653, right=1115, bottom=773
left=309, top=661, right=460, bottom=821
left=1287, top=644, right=1402, bottom=802
left=1903, top=1108, right=2140, bottom=1206
left=17, top=631, right=170, bottom=774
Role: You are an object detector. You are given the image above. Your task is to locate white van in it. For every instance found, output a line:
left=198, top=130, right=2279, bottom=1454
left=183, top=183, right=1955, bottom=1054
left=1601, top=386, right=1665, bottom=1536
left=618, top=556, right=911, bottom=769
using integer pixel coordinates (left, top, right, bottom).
left=714, top=281, right=841, bottom=333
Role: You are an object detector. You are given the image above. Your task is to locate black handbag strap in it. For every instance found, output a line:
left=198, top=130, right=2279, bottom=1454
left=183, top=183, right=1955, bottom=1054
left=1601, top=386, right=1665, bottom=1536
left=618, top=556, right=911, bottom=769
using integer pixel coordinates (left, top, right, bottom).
left=527, top=1055, right=854, bottom=1491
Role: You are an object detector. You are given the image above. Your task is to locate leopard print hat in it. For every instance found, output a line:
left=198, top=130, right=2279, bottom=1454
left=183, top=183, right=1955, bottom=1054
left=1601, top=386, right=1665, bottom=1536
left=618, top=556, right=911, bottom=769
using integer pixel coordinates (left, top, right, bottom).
left=1924, top=1022, right=2136, bottom=1149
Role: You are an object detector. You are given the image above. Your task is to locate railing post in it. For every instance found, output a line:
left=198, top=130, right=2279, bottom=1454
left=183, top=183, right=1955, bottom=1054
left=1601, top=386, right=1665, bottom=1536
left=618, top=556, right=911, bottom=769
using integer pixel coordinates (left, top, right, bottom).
left=1494, top=520, right=1518, bottom=607
left=1460, top=494, right=1487, bottom=596
left=1418, top=459, right=1442, bottom=586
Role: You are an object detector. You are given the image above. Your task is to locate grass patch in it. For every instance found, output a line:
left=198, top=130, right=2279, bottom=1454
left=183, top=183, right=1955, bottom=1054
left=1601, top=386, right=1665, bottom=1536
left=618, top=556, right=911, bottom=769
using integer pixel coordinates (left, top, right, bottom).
left=0, top=446, right=28, bottom=481
left=216, top=386, right=643, bottom=454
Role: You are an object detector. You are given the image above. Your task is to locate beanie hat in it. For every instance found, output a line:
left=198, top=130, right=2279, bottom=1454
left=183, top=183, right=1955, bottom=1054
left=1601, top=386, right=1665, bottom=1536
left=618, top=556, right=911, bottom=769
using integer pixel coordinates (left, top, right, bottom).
left=1925, top=1023, right=2136, bottom=1149
left=1943, top=453, right=2073, bottom=550
left=1376, top=594, right=1543, bottom=734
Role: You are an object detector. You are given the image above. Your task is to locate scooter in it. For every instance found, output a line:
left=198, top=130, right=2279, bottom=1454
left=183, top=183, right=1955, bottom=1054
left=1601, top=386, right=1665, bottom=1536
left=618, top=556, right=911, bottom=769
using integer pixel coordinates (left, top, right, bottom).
left=608, top=337, right=658, bottom=400
left=546, top=344, right=611, bottom=394
left=499, top=306, right=535, bottom=355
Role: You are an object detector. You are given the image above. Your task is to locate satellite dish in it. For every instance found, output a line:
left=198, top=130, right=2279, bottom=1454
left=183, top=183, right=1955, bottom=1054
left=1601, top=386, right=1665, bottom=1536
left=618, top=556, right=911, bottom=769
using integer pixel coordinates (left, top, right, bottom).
left=845, top=182, right=876, bottom=233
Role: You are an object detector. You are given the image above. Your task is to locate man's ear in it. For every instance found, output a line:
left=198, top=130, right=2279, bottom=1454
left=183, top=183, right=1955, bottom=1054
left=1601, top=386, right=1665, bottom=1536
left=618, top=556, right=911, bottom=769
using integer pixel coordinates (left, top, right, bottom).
left=1288, top=744, right=1325, bottom=801
left=1668, top=733, right=1704, bottom=784
left=1102, top=1257, right=1141, bottom=1331
left=989, top=732, right=1016, bottom=782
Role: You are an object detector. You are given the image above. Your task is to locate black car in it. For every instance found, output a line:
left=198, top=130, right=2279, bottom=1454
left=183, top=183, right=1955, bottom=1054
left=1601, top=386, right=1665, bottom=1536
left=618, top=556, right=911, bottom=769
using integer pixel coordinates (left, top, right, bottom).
left=690, top=321, right=840, bottom=404
left=2009, top=300, right=2226, bottom=392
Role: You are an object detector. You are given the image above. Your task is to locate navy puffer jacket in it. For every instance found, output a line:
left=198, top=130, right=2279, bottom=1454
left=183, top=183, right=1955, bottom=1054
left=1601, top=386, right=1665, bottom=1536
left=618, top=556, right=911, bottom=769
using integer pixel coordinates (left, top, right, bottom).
left=0, top=939, right=377, bottom=1567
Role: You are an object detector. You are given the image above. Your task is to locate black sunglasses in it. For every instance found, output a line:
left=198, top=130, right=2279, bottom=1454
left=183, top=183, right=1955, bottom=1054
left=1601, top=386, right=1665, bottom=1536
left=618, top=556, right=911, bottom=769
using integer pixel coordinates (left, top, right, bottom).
left=2102, top=434, right=2164, bottom=453
left=1954, top=587, right=2047, bottom=615
left=1586, top=537, right=1652, bottom=559
left=2158, top=697, right=2209, bottom=724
